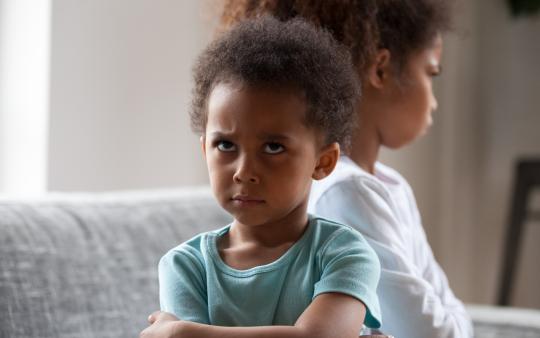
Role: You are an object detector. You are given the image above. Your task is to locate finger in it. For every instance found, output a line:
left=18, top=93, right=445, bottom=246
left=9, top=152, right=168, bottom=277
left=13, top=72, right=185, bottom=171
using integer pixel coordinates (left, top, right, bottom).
left=147, top=311, right=162, bottom=324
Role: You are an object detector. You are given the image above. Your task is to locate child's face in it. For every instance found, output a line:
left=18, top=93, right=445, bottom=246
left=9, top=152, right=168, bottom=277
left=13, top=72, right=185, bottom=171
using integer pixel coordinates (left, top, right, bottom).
left=202, top=82, right=328, bottom=227
left=378, top=35, right=443, bottom=148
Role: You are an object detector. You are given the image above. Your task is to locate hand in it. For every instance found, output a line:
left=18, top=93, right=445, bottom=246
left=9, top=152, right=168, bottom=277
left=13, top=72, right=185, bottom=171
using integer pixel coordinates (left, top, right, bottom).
left=140, top=311, right=181, bottom=338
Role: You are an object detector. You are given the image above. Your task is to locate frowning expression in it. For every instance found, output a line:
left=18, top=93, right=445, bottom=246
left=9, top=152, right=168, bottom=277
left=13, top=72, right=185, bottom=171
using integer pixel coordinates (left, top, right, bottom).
left=203, top=82, right=322, bottom=227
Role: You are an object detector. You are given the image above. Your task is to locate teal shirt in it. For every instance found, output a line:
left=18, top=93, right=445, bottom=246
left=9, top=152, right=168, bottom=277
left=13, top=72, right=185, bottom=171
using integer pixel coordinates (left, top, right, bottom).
left=159, top=215, right=382, bottom=328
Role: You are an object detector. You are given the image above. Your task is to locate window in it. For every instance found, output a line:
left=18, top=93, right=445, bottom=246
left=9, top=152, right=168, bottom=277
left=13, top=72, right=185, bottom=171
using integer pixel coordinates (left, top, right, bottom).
left=0, top=0, right=50, bottom=194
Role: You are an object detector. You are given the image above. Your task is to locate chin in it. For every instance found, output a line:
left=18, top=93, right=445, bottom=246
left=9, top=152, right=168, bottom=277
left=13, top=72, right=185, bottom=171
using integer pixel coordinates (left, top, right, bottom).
left=230, top=211, right=271, bottom=227
left=385, top=138, right=411, bottom=149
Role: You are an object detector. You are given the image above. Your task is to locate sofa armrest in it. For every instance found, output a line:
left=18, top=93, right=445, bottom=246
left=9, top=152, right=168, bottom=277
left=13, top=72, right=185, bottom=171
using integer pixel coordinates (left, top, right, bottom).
left=467, top=304, right=540, bottom=337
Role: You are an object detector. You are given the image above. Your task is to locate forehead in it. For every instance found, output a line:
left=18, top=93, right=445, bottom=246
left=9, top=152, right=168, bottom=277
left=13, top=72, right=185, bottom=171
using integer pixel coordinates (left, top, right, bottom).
left=206, top=82, right=310, bottom=135
left=411, top=35, right=443, bottom=65
left=428, top=34, right=443, bottom=60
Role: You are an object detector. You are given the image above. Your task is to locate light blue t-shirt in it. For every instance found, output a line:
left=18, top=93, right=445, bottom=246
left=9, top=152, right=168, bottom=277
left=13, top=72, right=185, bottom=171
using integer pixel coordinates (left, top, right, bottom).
left=159, top=215, right=382, bottom=328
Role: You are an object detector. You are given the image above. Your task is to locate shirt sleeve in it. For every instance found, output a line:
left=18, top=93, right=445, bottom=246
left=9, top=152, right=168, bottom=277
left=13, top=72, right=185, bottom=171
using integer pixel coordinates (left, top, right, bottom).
left=158, top=244, right=210, bottom=324
left=313, top=178, right=473, bottom=338
left=314, top=227, right=382, bottom=329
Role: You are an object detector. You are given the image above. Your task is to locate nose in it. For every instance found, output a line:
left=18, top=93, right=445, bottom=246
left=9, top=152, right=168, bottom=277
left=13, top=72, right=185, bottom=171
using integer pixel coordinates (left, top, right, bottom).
left=233, top=155, right=260, bottom=184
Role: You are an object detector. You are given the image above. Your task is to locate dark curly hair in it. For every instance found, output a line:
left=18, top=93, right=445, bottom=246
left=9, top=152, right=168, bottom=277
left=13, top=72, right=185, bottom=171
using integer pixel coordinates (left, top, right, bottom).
left=191, top=16, right=359, bottom=150
left=219, top=0, right=453, bottom=73
left=219, top=0, right=378, bottom=75
left=376, top=0, right=452, bottom=70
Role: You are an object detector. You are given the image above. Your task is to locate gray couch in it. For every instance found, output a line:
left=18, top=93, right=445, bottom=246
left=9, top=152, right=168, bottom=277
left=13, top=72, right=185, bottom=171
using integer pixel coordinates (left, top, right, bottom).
left=1, top=187, right=539, bottom=338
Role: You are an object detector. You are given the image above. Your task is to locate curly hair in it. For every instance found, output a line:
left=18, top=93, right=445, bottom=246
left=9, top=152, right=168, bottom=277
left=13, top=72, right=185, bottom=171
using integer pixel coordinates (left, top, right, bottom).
left=376, top=0, right=452, bottom=69
left=219, top=0, right=378, bottom=75
left=191, top=16, right=359, bottom=150
left=219, top=0, right=453, bottom=73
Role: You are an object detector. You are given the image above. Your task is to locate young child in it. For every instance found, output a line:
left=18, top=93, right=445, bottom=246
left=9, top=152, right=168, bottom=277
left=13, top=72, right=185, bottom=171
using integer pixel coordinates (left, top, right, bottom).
left=141, top=17, right=382, bottom=338
left=219, top=1, right=473, bottom=337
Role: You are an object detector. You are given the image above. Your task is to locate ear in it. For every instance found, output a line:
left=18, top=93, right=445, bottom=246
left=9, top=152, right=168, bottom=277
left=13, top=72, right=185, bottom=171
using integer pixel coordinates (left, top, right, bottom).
left=366, top=49, right=392, bottom=89
left=312, top=142, right=340, bottom=180
left=200, top=135, right=207, bottom=159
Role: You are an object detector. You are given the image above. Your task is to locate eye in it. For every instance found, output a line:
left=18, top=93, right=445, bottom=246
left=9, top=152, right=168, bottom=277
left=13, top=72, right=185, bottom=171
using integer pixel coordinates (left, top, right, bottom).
left=216, top=140, right=237, bottom=152
left=264, top=142, right=285, bottom=154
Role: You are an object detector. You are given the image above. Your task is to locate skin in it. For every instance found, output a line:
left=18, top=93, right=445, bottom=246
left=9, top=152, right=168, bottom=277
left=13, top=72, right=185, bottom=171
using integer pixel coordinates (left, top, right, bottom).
left=350, top=35, right=443, bottom=174
left=140, top=82, right=379, bottom=338
left=143, top=311, right=391, bottom=338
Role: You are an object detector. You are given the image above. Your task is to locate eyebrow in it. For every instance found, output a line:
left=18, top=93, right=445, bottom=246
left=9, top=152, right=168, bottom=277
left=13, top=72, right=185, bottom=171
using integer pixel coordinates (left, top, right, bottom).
left=208, top=131, right=231, bottom=139
left=208, top=131, right=291, bottom=141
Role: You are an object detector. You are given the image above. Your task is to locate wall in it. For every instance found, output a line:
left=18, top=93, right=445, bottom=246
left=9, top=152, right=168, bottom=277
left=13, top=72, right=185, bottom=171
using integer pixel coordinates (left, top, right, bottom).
left=474, top=0, right=540, bottom=306
left=47, top=0, right=214, bottom=191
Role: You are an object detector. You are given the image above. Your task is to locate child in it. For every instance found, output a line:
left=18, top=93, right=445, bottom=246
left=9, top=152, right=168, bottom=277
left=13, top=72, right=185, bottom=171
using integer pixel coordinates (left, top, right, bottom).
left=141, top=17, right=382, bottom=338
left=219, top=1, right=473, bottom=337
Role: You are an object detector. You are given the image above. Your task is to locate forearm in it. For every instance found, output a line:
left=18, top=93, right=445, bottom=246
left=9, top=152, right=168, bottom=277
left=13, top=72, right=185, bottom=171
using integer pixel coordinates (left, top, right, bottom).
left=146, top=294, right=368, bottom=338
left=175, top=321, right=309, bottom=338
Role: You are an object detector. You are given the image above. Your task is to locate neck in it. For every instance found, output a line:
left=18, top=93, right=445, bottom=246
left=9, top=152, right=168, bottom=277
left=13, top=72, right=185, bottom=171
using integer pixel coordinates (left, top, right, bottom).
left=229, top=200, right=309, bottom=248
left=348, top=105, right=381, bottom=175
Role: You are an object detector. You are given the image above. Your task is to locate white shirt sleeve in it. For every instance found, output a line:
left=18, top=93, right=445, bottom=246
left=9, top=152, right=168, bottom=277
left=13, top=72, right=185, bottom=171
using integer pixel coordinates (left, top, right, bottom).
left=312, top=178, right=473, bottom=338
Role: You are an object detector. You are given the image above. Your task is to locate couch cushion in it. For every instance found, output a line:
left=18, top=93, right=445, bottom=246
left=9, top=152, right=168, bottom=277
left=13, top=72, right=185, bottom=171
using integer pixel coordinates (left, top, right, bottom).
left=0, top=187, right=231, bottom=338
left=467, top=304, right=540, bottom=338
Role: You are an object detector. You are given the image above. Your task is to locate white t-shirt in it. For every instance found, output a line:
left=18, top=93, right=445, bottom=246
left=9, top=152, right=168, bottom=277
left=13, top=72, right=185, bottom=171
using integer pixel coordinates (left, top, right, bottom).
left=308, top=156, right=473, bottom=338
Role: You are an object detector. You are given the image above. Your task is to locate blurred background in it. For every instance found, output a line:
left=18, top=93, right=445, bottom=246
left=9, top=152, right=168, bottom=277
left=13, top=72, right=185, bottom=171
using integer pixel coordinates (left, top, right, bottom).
left=1, top=0, right=539, bottom=309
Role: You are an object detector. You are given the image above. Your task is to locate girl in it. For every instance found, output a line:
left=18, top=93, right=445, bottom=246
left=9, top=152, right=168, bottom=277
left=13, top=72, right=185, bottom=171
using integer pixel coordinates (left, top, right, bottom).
left=141, top=17, right=383, bottom=338
left=219, top=1, right=473, bottom=337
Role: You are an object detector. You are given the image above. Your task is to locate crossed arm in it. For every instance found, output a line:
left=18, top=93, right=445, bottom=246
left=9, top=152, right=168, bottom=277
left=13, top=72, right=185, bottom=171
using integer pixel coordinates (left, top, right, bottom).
left=140, top=292, right=384, bottom=338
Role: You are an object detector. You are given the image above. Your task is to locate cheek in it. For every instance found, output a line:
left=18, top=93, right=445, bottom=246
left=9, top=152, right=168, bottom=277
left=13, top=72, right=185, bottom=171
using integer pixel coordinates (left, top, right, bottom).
left=407, top=82, right=434, bottom=135
left=206, top=155, right=233, bottom=192
left=268, top=155, right=314, bottom=190
left=404, top=81, right=431, bottom=123
left=420, top=82, right=433, bottom=111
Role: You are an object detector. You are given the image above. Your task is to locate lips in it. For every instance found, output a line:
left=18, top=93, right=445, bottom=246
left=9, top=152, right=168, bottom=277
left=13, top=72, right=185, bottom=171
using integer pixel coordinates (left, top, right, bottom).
left=231, top=195, right=265, bottom=205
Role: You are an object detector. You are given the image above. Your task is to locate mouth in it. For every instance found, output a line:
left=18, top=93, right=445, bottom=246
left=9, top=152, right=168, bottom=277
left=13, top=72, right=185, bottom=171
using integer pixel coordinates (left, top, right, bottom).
left=231, top=195, right=265, bottom=206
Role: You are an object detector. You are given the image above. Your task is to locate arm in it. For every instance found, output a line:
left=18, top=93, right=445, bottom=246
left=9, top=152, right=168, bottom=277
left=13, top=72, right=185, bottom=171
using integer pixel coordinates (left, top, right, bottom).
left=141, top=293, right=366, bottom=338
left=158, top=244, right=210, bottom=324
left=313, top=179, right=472, bottom=338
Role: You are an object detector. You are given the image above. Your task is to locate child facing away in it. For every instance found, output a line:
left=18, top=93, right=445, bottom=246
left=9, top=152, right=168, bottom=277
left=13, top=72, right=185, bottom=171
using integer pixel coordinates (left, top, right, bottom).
left=140, top=17, right=383, bottom=338
left=220, top=1, right=473, bottom=337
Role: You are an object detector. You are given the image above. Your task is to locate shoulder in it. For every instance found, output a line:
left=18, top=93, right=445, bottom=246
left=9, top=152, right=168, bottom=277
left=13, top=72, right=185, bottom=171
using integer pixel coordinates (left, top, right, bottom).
left=159, top=227, right=227, bottom=276
left=310, top=158, right=392, bottom=211
left=309, top=216, right=378, bottom=260
left=310, top=217, right=382, bottom=327
left=375, top=162, right=404, bottom=181
left=308, top=161, right=413, bottom=256
left=309, top=216, right=366, bottom=241
left=309, top=159, right=398, bottom=224
left=375, top=162, right=414, bottom=193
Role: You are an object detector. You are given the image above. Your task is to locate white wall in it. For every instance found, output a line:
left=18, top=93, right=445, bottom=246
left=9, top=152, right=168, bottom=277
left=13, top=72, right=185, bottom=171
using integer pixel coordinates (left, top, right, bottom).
left=47, top=0, right=214, bottom=191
